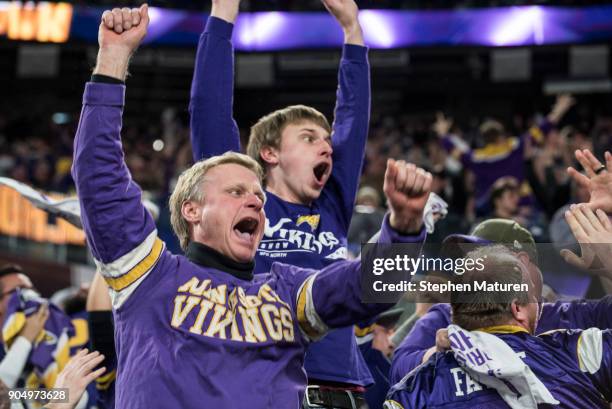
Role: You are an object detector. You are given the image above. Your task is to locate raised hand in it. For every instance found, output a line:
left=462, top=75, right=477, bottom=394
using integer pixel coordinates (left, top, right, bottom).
left=321, top=0, right=363, bottom=46
left=95, top=4, right=149, bottom=80
left=46, top=349, right=106, bottom=409
left=562, top=204, right=612, bottom=276
left=433, top=112, right=453, bottom=137
left=384, top=159, right=432, bottom=234
left=100, top=4, right=149, bottom=52
left=567, top=149, right=612, bottom=213
left=211, top=0, right=241, bottom=23
left=547, top=93, right=575, bottom=124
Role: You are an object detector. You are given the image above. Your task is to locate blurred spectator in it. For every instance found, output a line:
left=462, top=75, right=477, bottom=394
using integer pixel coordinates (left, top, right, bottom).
left=347, top=186, right=386, bottom=256
left=489, top=176, right=520, bottom=220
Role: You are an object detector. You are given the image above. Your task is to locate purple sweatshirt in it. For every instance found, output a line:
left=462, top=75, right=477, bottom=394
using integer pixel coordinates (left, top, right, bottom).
left=441, top=123, right=551, bottom=209
left=387, top=328, right=612, bottom=408
left=390, top=297, right=612, bottom=385
left=71, top=82, right=420, bottom=409
left=189, top=17, right=373, bottom=385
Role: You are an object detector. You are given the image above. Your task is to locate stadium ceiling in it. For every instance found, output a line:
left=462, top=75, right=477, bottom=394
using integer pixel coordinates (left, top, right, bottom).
left=2, top=2, right=612, bottom=49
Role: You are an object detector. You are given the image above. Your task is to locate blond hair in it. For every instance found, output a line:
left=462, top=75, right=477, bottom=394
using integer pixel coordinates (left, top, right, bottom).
left=246, top=105, right=331, bottom=175
left=169, top=152, right=264, bottom=250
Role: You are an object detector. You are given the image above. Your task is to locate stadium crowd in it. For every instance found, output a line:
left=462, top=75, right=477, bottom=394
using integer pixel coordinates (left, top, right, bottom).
left=0, top=0, right=611, bottom=409
left=3, top=92, right=612, bottom=248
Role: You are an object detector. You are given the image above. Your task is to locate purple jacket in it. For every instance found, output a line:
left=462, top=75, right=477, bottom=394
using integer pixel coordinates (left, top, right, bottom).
left=440, top=122, right=551, bottom=209
left=387, top=328, right=612, bottom=408
left=391, top=297, right=612, bottom=385
left=72, top=82, right=421, bottom=408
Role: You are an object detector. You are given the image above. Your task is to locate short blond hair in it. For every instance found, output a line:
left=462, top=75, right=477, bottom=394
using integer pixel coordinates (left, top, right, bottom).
left=246, top=105, right=331, bottom=175
left=169, top=152, right=264, bottom=250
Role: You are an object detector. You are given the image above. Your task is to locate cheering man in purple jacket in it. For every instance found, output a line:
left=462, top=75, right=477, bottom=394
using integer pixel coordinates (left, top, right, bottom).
left=189, top=0, right=375, bottom=404
left=73, top=6, right=432, bottom=408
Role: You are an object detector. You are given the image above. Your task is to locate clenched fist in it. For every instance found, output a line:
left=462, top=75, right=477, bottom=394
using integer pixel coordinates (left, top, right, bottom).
left=99, top=4, right=149, bottom=51
left=94, top=4, right=149, bottom=81
left=384, top=159, right=432, bottom=234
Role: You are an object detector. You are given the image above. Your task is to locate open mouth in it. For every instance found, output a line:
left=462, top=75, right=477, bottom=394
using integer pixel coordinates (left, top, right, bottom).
left=313, top=162, right=330, bottom=184
left=233, top=217, right=259, bottom=242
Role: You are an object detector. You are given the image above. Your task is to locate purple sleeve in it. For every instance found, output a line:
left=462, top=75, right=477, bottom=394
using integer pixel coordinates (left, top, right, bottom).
left=325, top=45, right=371, bottom=230
left=537, top=296, right=612, bottom=334
left=376, top=214, right=427, bottom=245
left=595, top=330, right=612, bottom=400
left=190, top=16, right=241, bottom=161
left=386, top=372, right=430, bottom=409
left=545, top=328, right=612, bottom=400
left=440, top=134, right=473, bottom=169
left=72, top=83, right=156, bottom=263
left=521, top=118, right=553, bottom=148
left=293, top=218, right=426, bottom=340
left=312, top=218, right=426, bottom=328
left=390, top=304, right=451, bottom=384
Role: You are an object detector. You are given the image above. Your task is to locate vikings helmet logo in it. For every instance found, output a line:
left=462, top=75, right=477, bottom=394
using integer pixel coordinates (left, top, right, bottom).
left=296, top=215, right=320, bottom=231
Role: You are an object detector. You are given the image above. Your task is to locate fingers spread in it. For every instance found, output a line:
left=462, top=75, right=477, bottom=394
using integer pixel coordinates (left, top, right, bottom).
left=572, top=204, right=596, bottom=235
left=567, top=167, right=591, bottom=189
left=565, top=208, right=587, bottom=241
left=82, top=352, right=105, bottom=373
left=85, top=366, right=107, bottom=384
left=596, top=208, right=611, bottom=230
left=581, top=205, right=603, bottom=232
left=560, top=249, right=586, bottom=269
left=582, top=149, right=603, bottom=171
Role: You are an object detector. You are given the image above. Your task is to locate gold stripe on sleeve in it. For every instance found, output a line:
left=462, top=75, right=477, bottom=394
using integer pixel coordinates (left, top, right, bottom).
left=296, top=276, right=320, bottom=339
left=104, top=237, right=163, bottom=292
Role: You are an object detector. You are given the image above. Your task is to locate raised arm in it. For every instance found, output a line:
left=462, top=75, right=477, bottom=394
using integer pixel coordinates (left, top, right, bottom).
left=295, top=161, right=431, bottom=341
left=72, top=6, right=163, bottom=308
left=189, top=0, right=241, bottom=161
left=567, top=149, right=612, bottom=214
left=547, top=94, right=575, bottom=125
left=520, top=93, right=575, bottom=150
left=433, top=112, right=474, bottom=169
left=322, top=0, right=371, bottom=228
